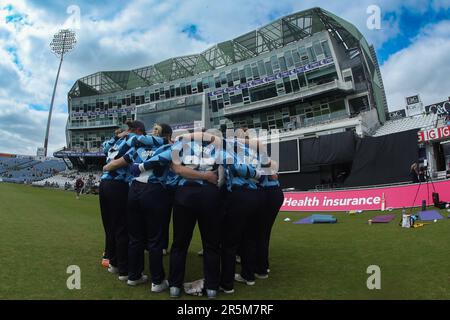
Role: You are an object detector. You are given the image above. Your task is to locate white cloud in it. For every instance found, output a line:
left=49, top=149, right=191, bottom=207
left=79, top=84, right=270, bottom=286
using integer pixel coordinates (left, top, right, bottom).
left=0, top=0, right=449, bottom=155
left=381, top=20, right=450, bottom=111
left=0, top=99, right=67, bottom=155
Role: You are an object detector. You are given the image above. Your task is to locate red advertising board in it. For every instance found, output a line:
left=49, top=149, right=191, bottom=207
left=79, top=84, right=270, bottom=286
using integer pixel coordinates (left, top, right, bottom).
left=0, top=153, right=16, bottom=158
left=418, top=125, right=450, bottom=142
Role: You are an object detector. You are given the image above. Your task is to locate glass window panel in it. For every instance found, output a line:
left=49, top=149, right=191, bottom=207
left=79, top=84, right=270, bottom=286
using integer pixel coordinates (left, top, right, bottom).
left=298, top=46, right=308, bottom=65
left=264, top=61, right=273, bottom=75
left=283, top=78, right=292, bottom=94
left=284, top=51, right=294, bottom=68
left=197, top=81, right=203, bottom=93
left=249, top=83, right=277, bottom=102
left=291, top=79, right=300, bottom=92
left=220, top=72, right=227, bottom=84
left=226, top=73, right=233, bottom=85
left=231, top=68, right=239, bottom=82
left=215, top=77, right=221, bottom=88
left=313, top=41, right=323, bottom=56
left=307, top=46, right=316, bottom=62
left=239, top=69, right=246, bottom=83
left=211, top=99, right=218, bottom=112
left=251, top=65, right=259, bottom=78
left=257, top=60, right=266, bottom=76
left=139, top=104, right=203, bottom=128
left=278, top=56, right=287, bottom=71
left=244, top=65, right=252, bottom=78
left=270, top=55, right=279, bottom=70
left=230, top=94, right=243, bottom=104
left=329, top=100, right=345, bottom=113
left=202, top=78, right=209, bottom=89
left=321, top=41, right=332, bottom=57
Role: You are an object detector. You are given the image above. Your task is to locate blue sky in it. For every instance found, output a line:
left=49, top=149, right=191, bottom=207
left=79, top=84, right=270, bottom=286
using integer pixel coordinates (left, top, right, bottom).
left=0, top=0, right=449, bottom=155
left=377, top=4, right=450, bottom=63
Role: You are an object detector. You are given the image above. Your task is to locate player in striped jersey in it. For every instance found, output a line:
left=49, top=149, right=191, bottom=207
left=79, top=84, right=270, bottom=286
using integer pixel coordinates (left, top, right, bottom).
left=136, top=131, right=222, bottom=298
left=220, top=138, right=264, bottom=292
left=150, top=124, right=180, bottom=257
left=229, top=131, right=281, bottom=280
left=104, top=123, right=170, bottom=290
left=99, top=121, right=143, bottom=279
left=255, top=158, right=283, bottom=279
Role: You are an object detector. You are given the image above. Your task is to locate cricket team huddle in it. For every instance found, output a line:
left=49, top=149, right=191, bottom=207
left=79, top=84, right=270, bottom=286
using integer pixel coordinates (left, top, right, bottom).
left=99, top=120, right=284, bottom=298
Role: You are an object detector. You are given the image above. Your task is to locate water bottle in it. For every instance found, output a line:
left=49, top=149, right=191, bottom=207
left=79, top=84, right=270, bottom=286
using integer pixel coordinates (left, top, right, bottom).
left=401, top=208, right=410, bottom=228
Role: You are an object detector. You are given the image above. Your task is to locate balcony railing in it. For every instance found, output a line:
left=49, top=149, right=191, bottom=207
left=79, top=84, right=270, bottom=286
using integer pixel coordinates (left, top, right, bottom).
left=223, top=79, right=354, bottom=116
left=67, top=120, right=119, bottom=129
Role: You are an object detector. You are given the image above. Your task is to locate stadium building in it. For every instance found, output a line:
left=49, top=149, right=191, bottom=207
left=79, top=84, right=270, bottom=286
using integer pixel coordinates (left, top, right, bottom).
left=58, top=7, right=392, bottom=189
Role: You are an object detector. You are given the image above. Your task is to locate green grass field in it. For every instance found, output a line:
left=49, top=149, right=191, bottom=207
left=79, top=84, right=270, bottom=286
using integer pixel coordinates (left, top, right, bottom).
left=0, top=182, right=449, bottom=300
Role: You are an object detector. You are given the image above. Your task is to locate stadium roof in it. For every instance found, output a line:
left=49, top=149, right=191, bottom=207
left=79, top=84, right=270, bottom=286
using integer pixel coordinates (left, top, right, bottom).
left=69, top=7, right=374, bottom=99
left=372, top=113, right=438, bottom=137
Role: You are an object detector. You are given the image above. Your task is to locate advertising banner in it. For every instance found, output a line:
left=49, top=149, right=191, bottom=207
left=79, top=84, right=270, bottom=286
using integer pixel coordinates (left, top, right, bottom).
left=425, top=100, right=450, bottom=117
left=53, top=151, right=106, bottom=158
left=281, top=180, right=450, bottom=211
left=418, top=125, right=450, bottom=142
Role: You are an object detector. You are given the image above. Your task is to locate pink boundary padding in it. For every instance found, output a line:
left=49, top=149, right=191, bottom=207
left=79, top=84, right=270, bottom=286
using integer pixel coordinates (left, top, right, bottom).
left=281, top=180, right=450, bottom=212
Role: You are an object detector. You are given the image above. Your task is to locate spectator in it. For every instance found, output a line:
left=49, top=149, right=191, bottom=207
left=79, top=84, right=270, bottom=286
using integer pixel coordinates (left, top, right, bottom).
left=74, top=177, right=84, bottom=200
left=410, top=163, right=419, bottom=183
left=418, top=167, right=427, bottom=182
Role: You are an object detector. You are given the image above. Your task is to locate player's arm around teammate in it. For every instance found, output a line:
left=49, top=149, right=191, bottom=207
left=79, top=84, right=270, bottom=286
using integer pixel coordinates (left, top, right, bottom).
left=139, top=136, right=224, bottom=298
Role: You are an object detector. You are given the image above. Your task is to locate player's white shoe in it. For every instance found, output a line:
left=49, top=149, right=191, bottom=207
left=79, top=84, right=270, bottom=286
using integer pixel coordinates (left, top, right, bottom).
left=151, top=280, right=169, bottom=293
left=206, top=289, right=217, bottom=299
left=219, top=286, right=235, bottom=294
left=127, top=275, right=149, bottom=286
left=170, top=286, right=181, bottom=298
left=108, top=264, right=119, bottom=274
left=234, top=273, right=255, bottom=286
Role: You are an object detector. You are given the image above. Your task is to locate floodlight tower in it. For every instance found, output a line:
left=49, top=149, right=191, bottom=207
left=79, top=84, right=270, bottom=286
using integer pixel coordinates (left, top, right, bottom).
left=44, top=29, right=77, bottom=157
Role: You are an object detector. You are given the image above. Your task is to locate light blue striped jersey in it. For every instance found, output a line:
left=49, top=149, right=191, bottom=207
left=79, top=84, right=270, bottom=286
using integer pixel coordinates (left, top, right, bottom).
left=142, top=140, right=223, bottom=186
left=101, top=133, right=136, bottom=182
left=123, top=134, right=166, bottom=184
left=224, top=140, right=261, bottom=191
